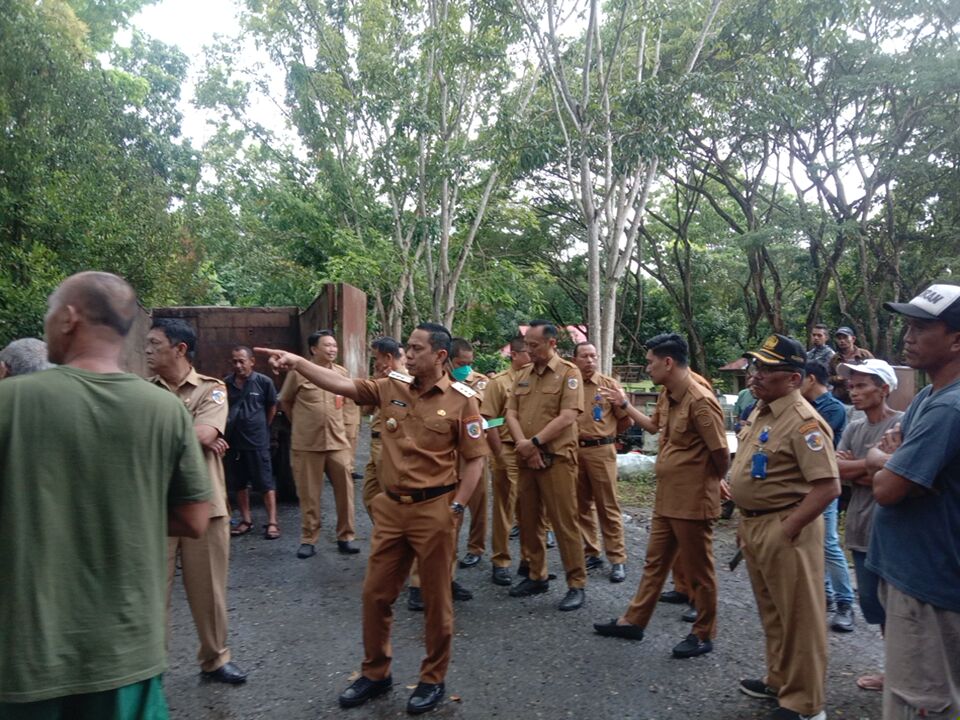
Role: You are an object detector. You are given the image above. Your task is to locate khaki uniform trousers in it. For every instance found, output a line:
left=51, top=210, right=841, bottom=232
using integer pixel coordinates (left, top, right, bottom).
left=517, top=457, right=586, bottom=587
left=671, top=559, right=691, bottom=597
left=167, top=516, right=231, bottom=672
left=623, top=513, right=717, bottom=640
left=491, top=444, right=520, bottom=568
left=363, top=492, right=457, bottom=684
left=362, top=436, right=384, bottom=516
left=741, top=511, right=827, bottom=716
left=453, top=457, right=487, bottom=564
left=345, top=422, right=359, bottom=475
left=576, top=444, right=627, bottom=563
left=292, top=448, right=355, bottom=545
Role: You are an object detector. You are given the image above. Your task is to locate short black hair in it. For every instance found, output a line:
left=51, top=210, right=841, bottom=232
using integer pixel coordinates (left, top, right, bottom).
left=416, top=322, right=452, bottom=354
left=529, top=319, right=558, bottom=338
left=371, top=336, right=401, bottom=359
left=151, top=318, right=197, bottom=361
left=645, top=333, right=688, bottom=367
left=573, top=341, right=596, bottom=358
left=813, top=323, right=829, bottom=332
left=804, top=361, right=830, bottom=385
left=307, top=329, right=335, bottom=348
left=450, top=337, right=473, bottom=360
left=509, top=336, right=526, bottom=353
left=232, top=345, right=254, bottom=359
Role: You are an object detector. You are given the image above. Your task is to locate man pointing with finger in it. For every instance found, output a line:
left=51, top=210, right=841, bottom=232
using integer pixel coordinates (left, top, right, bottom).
left=257, top=322, right=488, bottom=716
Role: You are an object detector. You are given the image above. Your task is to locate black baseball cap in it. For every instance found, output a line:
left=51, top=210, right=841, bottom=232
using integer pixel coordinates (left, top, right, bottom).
left=743, top=334, right=807, bottom=371
left=835, top=326, right=855, bottom=337
left=884, top=284, right=960, bottom=330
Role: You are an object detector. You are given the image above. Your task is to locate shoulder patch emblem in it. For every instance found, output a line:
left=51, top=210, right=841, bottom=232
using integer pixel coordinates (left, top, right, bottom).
left=477, top=380, right=488, bottom=391
left=452, top=381, right=477, bottom=398
left=210, top=388, right=226, bottom=405
left=567, top=377, right=579, bottom=390
left=389, top=370, right=414, bottom=384
left=804, top=431, right=825, bottom=452
left=465, top=418, right=483, bottom=439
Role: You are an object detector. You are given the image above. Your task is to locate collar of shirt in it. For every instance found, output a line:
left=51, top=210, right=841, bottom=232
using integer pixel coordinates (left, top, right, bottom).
left=413, top=372, right=452, bottom=396
left=149, top=367, right=201, bottom=392
left=533, top=352, right=563, bottom=376
left=758, top=389, right=802, bottom=419
left=667, top=373, right=692, bottom=403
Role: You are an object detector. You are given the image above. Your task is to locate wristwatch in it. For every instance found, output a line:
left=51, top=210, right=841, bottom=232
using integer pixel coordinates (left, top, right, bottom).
left=450, top=501, right=465, bottom=514
left=619, top=399, right=629, bottom=409
left=531, top=436, right=542, bottom=448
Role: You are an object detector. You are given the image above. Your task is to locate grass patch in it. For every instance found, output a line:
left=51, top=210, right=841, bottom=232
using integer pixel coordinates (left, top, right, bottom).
left=618, top=470, right=656, bottom=507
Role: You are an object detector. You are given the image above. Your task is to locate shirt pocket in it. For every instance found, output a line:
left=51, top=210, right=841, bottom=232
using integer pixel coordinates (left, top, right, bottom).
left=668, top=412, right=694, bottom=448
left=420, top=416, right=455, bottom=452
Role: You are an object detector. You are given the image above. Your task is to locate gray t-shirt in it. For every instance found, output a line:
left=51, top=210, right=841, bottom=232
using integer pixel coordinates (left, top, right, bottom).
left=838, top=410, right=903, bottom=552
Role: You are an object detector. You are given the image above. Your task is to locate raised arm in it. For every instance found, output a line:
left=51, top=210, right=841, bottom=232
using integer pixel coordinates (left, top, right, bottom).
left=256, top=347, right=359, bottom=399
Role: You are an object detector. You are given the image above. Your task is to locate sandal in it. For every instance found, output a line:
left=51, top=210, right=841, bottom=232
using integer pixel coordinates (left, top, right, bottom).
left=264, top=522, right=281, bottom=540
left=856, top=673, right=884, bottom=691
left=231, top=520, right=253, bottom=536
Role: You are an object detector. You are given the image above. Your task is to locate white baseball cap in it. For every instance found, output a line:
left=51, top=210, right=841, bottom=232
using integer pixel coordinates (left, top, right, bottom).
left=837, top=359, right=898, bottom=390
left=884, top=284, right=960, bottom=329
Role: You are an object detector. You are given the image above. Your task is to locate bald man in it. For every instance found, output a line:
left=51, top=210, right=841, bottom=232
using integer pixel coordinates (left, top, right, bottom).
left=0, top=272, right=211, bottom=718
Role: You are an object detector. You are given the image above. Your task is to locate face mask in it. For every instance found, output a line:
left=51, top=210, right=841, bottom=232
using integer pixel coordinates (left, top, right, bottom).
left=451, top=365, right=472, bottom=382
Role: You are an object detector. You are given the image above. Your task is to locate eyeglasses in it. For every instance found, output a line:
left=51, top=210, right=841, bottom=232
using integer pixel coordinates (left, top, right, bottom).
left=747, top=363, right=796, bottom=377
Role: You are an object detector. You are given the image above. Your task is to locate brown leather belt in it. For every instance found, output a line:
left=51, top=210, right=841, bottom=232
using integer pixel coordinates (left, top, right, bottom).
left=739, top=503, right=799, bottom=518
left=579, top=436, right=616, bottom=448
left=385, top=484, right=456, bottom=504
left=371, top=431, right=381, bottom=439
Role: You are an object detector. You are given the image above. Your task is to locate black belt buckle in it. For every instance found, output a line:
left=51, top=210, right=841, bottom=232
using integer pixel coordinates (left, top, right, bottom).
left=371, top=431, right=381, bottom=439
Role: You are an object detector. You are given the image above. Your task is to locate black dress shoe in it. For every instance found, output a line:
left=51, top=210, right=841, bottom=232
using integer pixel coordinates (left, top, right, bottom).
left=509, top=577, right=549, bottom=597
left=201, top=661, right=247, bottom=684
left=509, top=525, right=520, bottom=539
left=672, top=633, right=713, bottom=658
left=682, top=604, right=697, bottom=622
left=459, top=552, right=481, bottom=568
left=338, top=540, right=360, bottom=554
left=545, top=530, right=557, bottom=548
left=593, top=619, right=644, bottom=640
left=451, top=581, right=473, bottom=601
left=558, top=587, right=585, bottom=611
left=406, top=681, right=445, bottom=715
left=408, top=587, right=425, bottom=611
left=585, top=555, right=604, bottom=571
left=609, top=563, right=626, bottom=583
left=339, top=675, right=393, bottom=708
left=492, top=566, right=512, bottom=586
left=296, top=543, right=316, bottom=559
left=658, top=589, right=689, bottom=604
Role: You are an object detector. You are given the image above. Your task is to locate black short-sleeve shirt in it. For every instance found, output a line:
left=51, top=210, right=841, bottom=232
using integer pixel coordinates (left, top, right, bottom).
left=224, top=371, right=278, bottom=450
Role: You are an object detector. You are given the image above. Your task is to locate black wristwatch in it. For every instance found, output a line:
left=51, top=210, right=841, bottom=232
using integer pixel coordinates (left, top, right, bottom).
left=531, top=436, right=542, bottom=448
left=450, top=501, right=465, bottom=514
left=619, top=400, right=629, bottom=409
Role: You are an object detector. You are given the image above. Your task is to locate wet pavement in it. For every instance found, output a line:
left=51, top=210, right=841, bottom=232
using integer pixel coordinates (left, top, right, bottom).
left=167, top=428, right=883, bottom=719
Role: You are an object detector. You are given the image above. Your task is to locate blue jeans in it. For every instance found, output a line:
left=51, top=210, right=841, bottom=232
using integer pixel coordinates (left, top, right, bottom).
left=823, top=498, right=854, bottom=605
left=852, top=550, right=885, bottom=626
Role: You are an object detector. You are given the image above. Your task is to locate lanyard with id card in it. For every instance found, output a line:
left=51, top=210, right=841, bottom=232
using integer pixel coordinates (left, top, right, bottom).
left=751, top=427, right=771, bottom=479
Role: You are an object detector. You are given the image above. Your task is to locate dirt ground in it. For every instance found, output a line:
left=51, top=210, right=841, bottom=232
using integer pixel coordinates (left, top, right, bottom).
left=166, top=427, right=883, bottom=719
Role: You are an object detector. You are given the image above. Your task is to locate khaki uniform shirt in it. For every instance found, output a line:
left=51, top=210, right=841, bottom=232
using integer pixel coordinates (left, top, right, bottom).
left=578, top=372, right=630, bottom=439
left=463, top=369, right=489, bottom=403
left=650, top=373, right=728, bottom=519
left=149, top=368, right=228, bottom=518
left=506, top=354, right=584, bottom=461
left=279, top=363, right=350, bottom=452
left=353, top=373, right=489, bottom=490
left=480, top=369, right=517, bottom=444
left=730, top=389, right=839, bottom=511
left=343, top=396, right=360, bottom=427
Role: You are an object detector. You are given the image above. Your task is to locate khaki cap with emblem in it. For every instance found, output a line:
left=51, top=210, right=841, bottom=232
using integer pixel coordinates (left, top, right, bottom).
left=742, top=333, right=807, bottom=371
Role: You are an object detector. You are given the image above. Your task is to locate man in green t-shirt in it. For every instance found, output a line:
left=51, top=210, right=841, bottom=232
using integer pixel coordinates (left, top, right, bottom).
left=0, top=272, right=211, bottom=720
